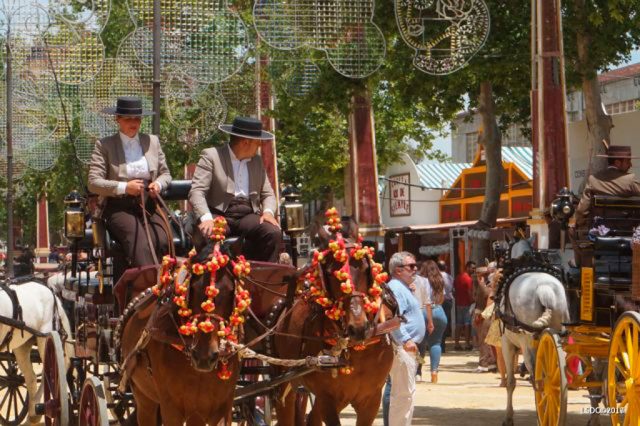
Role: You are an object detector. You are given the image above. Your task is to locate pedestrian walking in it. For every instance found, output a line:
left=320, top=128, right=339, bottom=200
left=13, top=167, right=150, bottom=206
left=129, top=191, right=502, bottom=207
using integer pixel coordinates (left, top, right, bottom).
left=386, top=252, right=426, bottom=426
left=421, top=260, right=448, bottom=383
left=438, top=260, right=454, bottom=352
left=454, top=261, right=475, bottom=350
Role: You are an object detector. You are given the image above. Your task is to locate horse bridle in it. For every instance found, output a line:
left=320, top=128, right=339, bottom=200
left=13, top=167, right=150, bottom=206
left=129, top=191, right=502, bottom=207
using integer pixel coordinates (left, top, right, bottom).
left=315, top=243, right=375, bottom=339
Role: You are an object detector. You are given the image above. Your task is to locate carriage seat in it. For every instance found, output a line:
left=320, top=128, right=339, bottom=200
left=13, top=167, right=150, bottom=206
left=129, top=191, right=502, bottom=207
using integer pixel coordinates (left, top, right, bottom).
left=593, top=236, right=632, bottom=290
left=591, top=195, right=640, bottom=233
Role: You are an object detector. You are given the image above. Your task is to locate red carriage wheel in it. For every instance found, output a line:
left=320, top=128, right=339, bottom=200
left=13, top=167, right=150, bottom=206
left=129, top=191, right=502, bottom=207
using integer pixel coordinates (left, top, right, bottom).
left=78, top=377, right=108, bottom=426
left=43, top=331, right=69, bottom=425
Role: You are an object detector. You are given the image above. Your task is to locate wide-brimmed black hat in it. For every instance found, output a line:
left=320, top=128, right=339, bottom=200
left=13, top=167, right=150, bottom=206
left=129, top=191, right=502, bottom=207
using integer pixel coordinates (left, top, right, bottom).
left=596, top=145, right=638, bottom=159
left=219, top=116, right=274, bottom=140
left=102, top=96, right=155, bottom=117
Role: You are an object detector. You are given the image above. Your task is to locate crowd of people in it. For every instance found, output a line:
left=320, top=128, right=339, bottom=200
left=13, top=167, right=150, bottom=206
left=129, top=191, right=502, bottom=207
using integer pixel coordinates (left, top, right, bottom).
left=376, top=250, right=507, bottom=426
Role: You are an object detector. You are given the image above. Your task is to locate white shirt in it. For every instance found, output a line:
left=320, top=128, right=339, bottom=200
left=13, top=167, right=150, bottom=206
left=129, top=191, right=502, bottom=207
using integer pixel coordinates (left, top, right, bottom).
left=115, top=133, right=153, bottom=195
left=229, top=146, right=251, bottom=198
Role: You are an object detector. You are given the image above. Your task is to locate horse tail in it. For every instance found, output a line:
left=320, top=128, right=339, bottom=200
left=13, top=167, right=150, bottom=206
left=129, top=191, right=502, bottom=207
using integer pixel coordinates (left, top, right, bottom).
left=534, top=281, right=569, bottom=328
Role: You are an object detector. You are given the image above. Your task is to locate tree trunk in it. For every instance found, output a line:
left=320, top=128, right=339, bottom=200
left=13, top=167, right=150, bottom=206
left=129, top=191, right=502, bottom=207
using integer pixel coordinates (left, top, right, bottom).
left=575, top=1, right=612, bottom=180
left=471, top=81, right=502, bottom=265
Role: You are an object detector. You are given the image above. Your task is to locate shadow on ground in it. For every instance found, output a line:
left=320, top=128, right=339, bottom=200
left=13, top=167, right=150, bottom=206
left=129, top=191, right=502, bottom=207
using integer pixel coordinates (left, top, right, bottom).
left=340, top=406, right=591, bottom=426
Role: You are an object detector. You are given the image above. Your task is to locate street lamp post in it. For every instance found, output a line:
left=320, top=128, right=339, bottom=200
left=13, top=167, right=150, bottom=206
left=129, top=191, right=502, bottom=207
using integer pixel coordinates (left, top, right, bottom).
left=5, top=35, right=14, bottom=278
left=152, top=0, right=161, bottom=135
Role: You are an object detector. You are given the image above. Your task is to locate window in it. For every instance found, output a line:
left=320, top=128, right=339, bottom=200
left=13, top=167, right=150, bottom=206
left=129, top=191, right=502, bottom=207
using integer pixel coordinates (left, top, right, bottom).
left=465, top=132, right=479, bottom=162
left=605, top=100, right=639, bottom=115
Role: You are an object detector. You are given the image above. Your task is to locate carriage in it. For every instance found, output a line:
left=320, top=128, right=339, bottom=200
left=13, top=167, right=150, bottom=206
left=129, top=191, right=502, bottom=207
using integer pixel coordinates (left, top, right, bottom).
left=511, top=191, right=640, bottom=425
left=23, top=181, right=395, bottom=425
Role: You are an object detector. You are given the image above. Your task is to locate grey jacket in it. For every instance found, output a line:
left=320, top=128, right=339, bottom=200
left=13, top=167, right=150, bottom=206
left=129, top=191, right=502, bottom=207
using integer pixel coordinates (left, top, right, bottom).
left=188, top=144, right=277, bottom=219
left=88, top=133, right=172, bottom=217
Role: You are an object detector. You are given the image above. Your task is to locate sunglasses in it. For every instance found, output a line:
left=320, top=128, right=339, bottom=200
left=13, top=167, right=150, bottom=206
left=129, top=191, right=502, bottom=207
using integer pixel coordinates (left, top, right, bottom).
left=402, top=263, right=418, bottom=269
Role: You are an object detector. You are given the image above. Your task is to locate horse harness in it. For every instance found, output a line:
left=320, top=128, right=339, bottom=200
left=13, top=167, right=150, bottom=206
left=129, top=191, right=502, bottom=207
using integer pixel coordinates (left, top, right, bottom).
left=0, top=276, right=63, bottom=350
left=494, top=253, right=564, bottom=335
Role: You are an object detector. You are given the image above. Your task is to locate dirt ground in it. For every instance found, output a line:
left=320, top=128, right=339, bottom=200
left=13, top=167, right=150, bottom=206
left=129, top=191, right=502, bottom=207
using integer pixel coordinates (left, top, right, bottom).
left=338, top=344, right=596, bottom=426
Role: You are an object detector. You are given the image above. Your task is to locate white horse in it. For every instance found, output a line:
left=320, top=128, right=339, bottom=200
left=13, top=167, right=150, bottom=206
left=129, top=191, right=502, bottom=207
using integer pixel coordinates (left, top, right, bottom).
left=0, top=280, right=73, bottom=424
left=500, top=237, right=570, bottom=426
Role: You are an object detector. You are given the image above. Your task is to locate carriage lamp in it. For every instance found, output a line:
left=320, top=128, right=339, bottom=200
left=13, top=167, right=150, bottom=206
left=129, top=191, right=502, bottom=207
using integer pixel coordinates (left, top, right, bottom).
left=64, top=190, right=86, bottom=239
left=550, top=187, right=575, bottom=226
left=281, top=192, right=306, bottom=233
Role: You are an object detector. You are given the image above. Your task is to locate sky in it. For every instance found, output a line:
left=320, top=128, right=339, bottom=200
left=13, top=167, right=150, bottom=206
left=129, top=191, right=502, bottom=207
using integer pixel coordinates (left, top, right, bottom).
left=429, top=47, right=640, bottom=159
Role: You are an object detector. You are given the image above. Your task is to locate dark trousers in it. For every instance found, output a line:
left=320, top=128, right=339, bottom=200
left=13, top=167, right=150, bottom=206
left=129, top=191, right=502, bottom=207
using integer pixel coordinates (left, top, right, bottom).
left=104, top=197, right=169, bottom=267
left=200, top=199, right=282, bottom=263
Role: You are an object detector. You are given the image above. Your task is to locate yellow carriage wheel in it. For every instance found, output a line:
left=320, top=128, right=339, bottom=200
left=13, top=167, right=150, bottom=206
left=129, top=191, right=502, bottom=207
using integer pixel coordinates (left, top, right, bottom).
left=607, top=311, right=640, bottom=425
left=535, top=330, right=567, bottom=426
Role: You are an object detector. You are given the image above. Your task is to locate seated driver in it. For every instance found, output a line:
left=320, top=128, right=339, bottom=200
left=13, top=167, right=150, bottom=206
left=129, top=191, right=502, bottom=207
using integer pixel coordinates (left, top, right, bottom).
left=88, top=96, right=172, bottom=267
left=575, top=145, right=640, bottom=228
left=188, top=116, right=281, bottom=262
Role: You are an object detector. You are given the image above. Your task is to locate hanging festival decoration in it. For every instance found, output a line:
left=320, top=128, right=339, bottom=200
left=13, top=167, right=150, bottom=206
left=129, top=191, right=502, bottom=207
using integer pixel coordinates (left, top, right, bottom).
left=127, top=0, right=250, bottom=83
left=267, top=50, right=321, bottom=98
left=253, top=0, right=386, bottom=78
left=394, top=0, right=490, bottom=75
left=164, top=70, right=227, bottom=146
left=0, top=0, right=110, bottom=171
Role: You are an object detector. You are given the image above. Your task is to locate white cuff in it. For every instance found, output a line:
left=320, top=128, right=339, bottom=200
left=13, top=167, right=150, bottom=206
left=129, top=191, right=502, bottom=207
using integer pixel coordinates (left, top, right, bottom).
left=263, top=209, right=274, bottom=216
left=154, top=181, right=163, bottom=191
left=200, top=213, right=213, bottom=222
left=116, top=182, right=127, bottom=195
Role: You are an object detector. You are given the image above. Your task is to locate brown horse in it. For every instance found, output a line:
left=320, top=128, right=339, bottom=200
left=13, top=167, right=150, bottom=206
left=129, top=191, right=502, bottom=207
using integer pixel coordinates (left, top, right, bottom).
left=273, top=218, right=396, bottom=426
left=120, top=243, right=242, bottom=425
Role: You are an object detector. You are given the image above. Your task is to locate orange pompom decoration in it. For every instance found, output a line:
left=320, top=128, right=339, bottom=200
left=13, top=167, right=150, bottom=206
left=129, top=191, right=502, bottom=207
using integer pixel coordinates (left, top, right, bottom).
left=173, top=295, right=187, bottom=308
left=198, top=319, right=215, bottom=333
left=192, top=263, right=205, bottom=275
left=353, top=344, right=366, bottom=351
left=178, top=308, right=192, bottom=317
left=201, top=299, right=216, bottom=313
left=205, top=285, right=219, bottom=298
left=217, top=362, right=232, bottom=380
left=339, top=366, right=353, bottom=375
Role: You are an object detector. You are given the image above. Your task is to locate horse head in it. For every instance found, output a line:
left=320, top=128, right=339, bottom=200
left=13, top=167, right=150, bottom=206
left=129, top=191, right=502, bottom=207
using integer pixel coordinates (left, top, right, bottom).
left=310, top=214, right=381, bottom=342
left=155, top=236, right=242, bottom=375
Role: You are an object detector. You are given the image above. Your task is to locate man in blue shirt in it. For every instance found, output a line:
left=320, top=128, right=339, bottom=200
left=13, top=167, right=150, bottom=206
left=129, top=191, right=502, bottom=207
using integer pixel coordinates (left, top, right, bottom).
left=387, top=251, right=426, bottom=426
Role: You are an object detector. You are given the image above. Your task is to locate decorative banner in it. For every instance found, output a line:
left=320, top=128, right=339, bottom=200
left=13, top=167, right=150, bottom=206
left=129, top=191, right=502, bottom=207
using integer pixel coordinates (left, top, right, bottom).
left=389, top=173, right=411, bottom=217
left=395, top=0, right=490, bottom=75
left=127, top=0, right=249, bottom=83
left=253, top=0, right=386, bottom=78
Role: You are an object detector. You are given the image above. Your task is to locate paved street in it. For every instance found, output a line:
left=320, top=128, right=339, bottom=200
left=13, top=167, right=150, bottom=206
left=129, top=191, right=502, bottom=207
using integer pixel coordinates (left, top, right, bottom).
left=340, top=345, right=595, bottom=425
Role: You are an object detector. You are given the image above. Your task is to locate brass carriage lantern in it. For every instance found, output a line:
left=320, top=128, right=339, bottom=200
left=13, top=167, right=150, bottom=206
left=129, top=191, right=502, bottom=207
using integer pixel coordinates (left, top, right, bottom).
left=64, top=190, right=86, bottom=240
left=281, top=190, right=306, bottom=234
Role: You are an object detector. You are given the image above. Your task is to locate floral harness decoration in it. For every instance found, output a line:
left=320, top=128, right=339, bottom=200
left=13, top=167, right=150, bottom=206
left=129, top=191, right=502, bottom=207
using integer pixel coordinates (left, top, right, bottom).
left=151, top=216, right=252, bottom=380
left=301, top=208, right=390, bottom=374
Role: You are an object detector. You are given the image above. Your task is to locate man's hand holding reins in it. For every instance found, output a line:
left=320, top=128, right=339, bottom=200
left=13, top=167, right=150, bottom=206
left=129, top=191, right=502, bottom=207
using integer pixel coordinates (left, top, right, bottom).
left=148, top=181, right=161, bottom=198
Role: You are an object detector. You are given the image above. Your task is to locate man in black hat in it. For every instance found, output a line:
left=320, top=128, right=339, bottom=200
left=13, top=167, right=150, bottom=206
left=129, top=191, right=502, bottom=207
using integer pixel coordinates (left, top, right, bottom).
left=189, top=116, right=281, bottom=262
left=575, top=145, right=640, bottom=227
left=88, top=96, right=172, bottom=266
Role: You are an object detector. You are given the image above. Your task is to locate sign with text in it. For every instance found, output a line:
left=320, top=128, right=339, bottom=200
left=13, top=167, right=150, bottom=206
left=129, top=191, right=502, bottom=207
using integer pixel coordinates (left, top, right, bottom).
left=389, top=173, right=411, bottom=217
